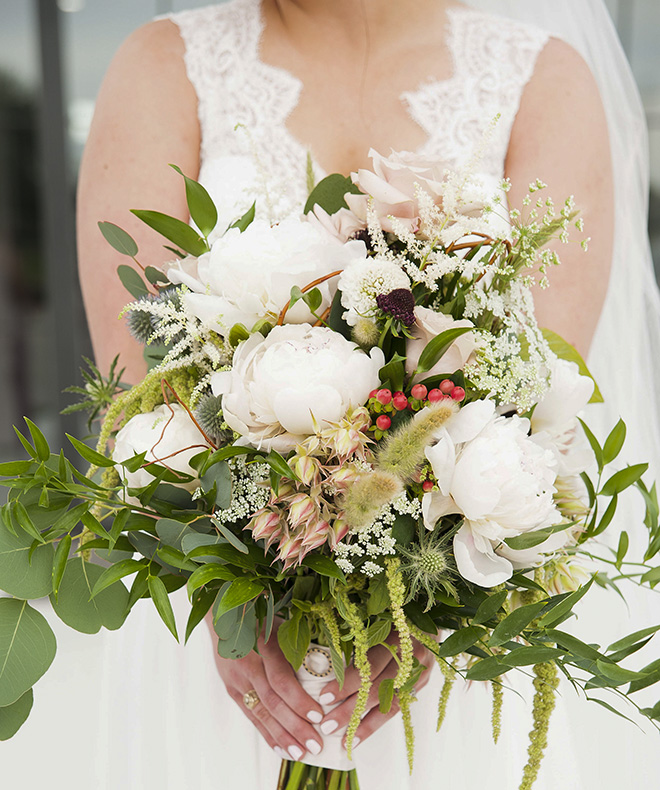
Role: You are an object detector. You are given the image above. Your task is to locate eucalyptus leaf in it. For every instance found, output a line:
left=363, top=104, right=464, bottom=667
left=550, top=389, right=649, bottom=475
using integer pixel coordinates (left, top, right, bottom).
left=0, top=520, right=54, bottom=599
left=0, top=688, right=33, bottom=740
left=98, top=221, right=138, bottom=257
left=200, top=462, right=233, bottom=509
left=214, top=578, right=264, bottom=619
left=216, top=601, right=258, bottom=660
left=117, top=264, right=149, bottom=299
left=0, top=599, right=56, bottom=707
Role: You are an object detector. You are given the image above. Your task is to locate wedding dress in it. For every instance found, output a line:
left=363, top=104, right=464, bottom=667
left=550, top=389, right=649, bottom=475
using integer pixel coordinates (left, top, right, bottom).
left=2, top=2, right=659, bottom=788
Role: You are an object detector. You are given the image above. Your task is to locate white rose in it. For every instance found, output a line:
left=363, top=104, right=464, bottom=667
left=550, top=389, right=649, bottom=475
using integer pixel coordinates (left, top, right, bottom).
left=337, top=257, right=411, bottom=327
left=422, top=400, right=561, bottom=587
left=113, top=404, right=208, bottom=490
left=531, top=358, right=595, bottom=477
left=211, top=324, right=384, bottom=453
left=167, top=217, right=367, bottom=336
left=406, top=307, right=478, bottom=382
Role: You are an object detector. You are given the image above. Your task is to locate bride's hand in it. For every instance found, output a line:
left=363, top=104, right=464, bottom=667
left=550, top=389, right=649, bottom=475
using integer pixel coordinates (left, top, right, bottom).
left=318, top=638, right=434, bottom=748
left=208, top=616, right=324, bottom=762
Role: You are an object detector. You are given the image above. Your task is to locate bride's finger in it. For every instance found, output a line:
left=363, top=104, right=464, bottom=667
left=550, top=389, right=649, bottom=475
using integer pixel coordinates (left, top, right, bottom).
left=344, top=695, right=402, bottom=750
left=242, top=688, right=310, bottom=761
left=250, top=671, right=324, bottom=758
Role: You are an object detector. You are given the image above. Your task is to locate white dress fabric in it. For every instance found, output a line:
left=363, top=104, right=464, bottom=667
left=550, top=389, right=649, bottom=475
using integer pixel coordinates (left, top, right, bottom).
left=3, top=2, right=659, bottom=788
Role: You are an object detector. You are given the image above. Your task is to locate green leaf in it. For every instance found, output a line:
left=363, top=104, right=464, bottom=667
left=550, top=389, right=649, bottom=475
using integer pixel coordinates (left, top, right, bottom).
left=156, top=545, right=197, bottom=572
left=186, top=563, right=236, bottom=598
left=51, top=534, right=71, bottom=599
left=277, top=609, right=311, bottom=670
left=214, top=578, right=264, bottom=619
left=466, top=657, right=508, bottom=681
left=489, top=601, right=547, bottom=647
left=265, top=450, right=298, bottom=481
left=628, top=658, right=660, bottom=694
left=542, top=328, right=603, bottom=403
left=264, top=588, right=275, bottom=643
left=90, top=558, right=148, bottom=598
left=472, top=590, right=508, bottom=626
left=156, top=518, right=195, bottom=551
left=108, top=507, right=131, bottom=551
left=215, top=601, right=258, bottom=659
left=148, top=574, right=179, bottom=641
left=545, top=630, right=605, bottom=662
left=66, top=435, right=116, bottom=468
left=595, top=660, right=646, bottom=684
left=500, top=646, right=566, bottom=666
left=0, top=688, right=33, bottom=740
left=185, top=588, right=216, bottom=644
left=228, top=323, right=251, bottom=347
left=615, top=531, right=630, bottom=568
left=367, top=619, right=392, bottom=649
left=608, top=624, right=660, bottom=654
left=436, top=625, right=486, bottom=658
left=592, top=495, right=619, bottom=537
left=600, top=464, right=648, bottom=497
left=13, top=502, right=45, bottom=544
left=51, top=557, right=129, bottom=633
left=98, top=221, right=139, bottom=257
left=201, top=461, right=233, bottom=509
left=210, top=517, right=249, bottom=554
left=603, top=419, right=626, bottom=465
left=415, top=327, right=473, bottom=375
left=229, top=201, right=256, bottom=233
left=131, top=209, right=208, bottom=257
left=378, top=354, right=407, bottom=393
left=641, top=566, right=660, bottom=586
left=578, top=419, right=604, bottom=472
left=378, top=677, right=395, bottom=714
left=169, top=164, right=217, bottom=237
left=13, top=427, right=37, bottom=460
left=303, top=174, right=361, bottom=215
left=504, top=523, right=572, bottom=551
left=0, top=519, right=54, bottom=599
left=536, top=578, right=594, bottom=629
left=23, top=419, right=49, bottom=462
left=366, top=574, right=389, bottom=616
left=0, top=599, right=56, bottom=706
left=117, top=264, right=149, bottom=299
left=301, top=555, right=346, bottom=582
left=0, top=461, right=34, bottom=477
left=144, top=266, right=170, bottom=285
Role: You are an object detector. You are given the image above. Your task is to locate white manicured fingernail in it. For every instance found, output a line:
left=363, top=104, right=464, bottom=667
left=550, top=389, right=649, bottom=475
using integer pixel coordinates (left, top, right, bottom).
left=319, top=692, right=335, bottom=705
left=274, top=746, right=287, bottom=760
left=353, top=737, right=360, bottom=747
left=306, top=739, right=322, bottom=755
left=321, top=719, right=338, bottom=735
left=288, top=745, right=303, bottom=761
left=307, top=710, right=323, bottom=724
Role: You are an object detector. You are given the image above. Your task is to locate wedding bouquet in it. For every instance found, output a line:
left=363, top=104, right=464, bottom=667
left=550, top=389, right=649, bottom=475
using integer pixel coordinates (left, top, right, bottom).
left=1, top=151, right=660, bottom=790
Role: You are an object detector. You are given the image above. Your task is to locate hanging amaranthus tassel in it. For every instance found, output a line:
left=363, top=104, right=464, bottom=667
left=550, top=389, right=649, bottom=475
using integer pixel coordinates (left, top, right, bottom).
left=491, top=681, right=503, bottom=743
left=519, top=662, right=559, bottom=790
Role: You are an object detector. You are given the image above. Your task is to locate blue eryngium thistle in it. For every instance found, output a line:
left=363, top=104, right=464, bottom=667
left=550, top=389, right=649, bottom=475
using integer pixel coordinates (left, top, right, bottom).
left=194, top=393, right=226, bottom=439
left=125, top=287, right=184, bottom=344
left=398, top=527, right=458, bottom=610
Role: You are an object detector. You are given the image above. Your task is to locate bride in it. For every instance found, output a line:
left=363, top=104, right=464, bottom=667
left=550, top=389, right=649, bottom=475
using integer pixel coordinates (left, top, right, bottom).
left=3, top=0, right=659, bottom=788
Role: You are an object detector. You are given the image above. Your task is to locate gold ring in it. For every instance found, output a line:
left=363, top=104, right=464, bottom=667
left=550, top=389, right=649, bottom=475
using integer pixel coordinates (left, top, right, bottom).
left=243, top=689, right=260, bottom=710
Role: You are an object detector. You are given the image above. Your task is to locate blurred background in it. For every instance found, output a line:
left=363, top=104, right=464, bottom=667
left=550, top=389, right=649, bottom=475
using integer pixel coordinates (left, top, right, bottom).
left=0, top=0, right=658, bottom=460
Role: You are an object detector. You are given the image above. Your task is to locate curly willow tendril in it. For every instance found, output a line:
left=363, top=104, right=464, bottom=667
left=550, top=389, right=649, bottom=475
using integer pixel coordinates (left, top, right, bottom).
left=338, top=590, right=372, bottom=759
left=519, top=662, right=559, bottom=790
left=385, top=558, right=414, bottom=689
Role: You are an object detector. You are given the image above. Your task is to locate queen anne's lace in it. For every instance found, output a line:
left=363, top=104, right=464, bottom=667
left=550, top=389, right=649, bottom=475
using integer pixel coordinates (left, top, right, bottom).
left=166, top=0, right=549, bottom=222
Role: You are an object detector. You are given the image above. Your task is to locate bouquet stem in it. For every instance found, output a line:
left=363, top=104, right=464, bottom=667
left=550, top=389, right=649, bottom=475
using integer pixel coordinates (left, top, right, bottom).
left=276, top=760, right=360, bottom=790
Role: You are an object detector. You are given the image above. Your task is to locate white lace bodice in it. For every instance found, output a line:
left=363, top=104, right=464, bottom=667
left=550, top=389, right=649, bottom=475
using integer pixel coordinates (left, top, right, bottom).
left=167, top=0, right=549, bottom=229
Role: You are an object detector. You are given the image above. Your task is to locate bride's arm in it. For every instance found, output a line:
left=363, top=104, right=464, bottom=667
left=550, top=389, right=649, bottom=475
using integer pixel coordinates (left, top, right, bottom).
left=505, top=38, right=614, bottom=358
left=77, top=20, right=199, bottom=383
left=77, top=19, right=323, bottom=760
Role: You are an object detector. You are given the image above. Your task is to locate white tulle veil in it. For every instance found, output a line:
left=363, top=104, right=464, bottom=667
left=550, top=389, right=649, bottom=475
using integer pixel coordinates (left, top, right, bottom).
left=465, top=0, right=660, bottom=499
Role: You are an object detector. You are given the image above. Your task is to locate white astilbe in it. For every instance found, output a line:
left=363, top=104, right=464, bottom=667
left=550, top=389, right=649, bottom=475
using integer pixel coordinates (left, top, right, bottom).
left=334, top=495, right=421, bottom=576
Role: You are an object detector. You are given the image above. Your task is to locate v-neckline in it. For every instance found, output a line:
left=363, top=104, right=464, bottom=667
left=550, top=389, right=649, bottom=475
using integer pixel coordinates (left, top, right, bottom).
left=249, top=0, right=473, bottom=178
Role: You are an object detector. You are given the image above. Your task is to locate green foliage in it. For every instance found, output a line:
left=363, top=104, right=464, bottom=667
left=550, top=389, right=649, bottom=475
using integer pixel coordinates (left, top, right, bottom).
left=542, top=328, right=603, bottom=403
left=0, top=689, right=34, bottom=741
left=278, top=608, right=311, bottom=670
left=98, top=221, right=139, bottom=257
left=131, top=209, right=208, bottom=257
left=303, top=173, right=361, bottom=215
left=117, top=265, right=149, bottom=299
left=170, top=164, right=217, bottom=237
left=0, top=515, right=54, bottom=599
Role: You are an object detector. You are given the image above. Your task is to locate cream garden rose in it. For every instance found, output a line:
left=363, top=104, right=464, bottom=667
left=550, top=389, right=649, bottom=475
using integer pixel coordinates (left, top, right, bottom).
left=167, top=216, right=367, bottom=337
left=422, top=400, right=563, bottom=587
left=211, top=324, right=385, bottom=453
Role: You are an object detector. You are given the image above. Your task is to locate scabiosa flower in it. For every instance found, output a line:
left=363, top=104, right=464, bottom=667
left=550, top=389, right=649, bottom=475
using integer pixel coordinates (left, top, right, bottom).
left=376, top=288, right=416, bottom=327
left=338, top=257, right=411, bottom=327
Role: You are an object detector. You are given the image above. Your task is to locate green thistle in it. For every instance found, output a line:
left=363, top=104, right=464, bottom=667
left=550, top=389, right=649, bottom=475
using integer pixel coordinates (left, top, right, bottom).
left=398, top=528, right=458, bottom=611
left=62, top=356, right=127, bottom=430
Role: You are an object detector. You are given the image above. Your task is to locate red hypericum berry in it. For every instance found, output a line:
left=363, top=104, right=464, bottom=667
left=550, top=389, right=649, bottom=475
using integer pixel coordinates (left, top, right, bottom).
left=451, top=386, right=466, bottom=402
left=369, top=389, right=379, bottom=400
left=439, top=379, right=454, bottom=395
left=428, top=388, right=445, bottom=403
left=393, top=393, right=409, bottom=411
left=422, top=480, right=434, bottom=492
left=411, top=384, right=428, bottom=400
left=376, top=388, right=392, bottom=405
left=376, top=415, right=392, bottom=431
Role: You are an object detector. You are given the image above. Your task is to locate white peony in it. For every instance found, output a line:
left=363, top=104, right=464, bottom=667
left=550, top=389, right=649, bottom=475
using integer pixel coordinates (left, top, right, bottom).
left=531, top=358, right=595, bottom=478
left=422, top=400, right=562, bottom=587
left=113, top=404, right=209, bottom=490
left=211, top=324, right=385, bottom=453
left=337, top=256, right=411, bottom=326
left=167, top=217, right=367, bottom=336
left=406, top=306, right=478, bottom=383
